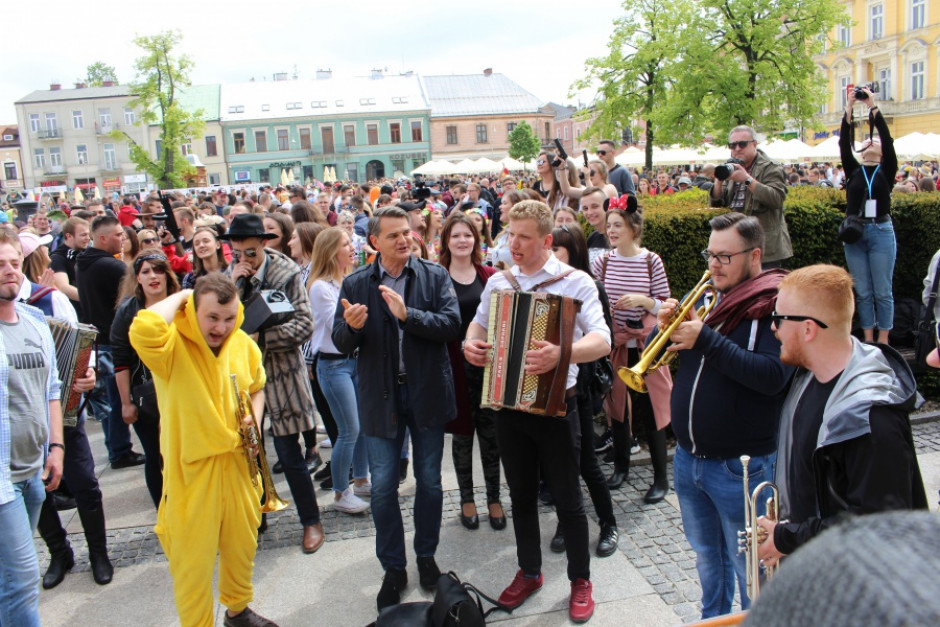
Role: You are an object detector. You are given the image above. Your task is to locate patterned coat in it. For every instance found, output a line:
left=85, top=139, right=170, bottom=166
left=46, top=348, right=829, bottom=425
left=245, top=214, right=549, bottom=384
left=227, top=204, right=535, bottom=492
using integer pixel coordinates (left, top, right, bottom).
left=240, top=249, right=315, bottom=436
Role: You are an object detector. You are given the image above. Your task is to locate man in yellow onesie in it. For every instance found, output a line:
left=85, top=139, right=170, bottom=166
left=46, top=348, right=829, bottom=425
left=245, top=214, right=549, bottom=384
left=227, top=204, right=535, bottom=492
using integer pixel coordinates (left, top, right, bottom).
left=129, top=272, right=277, bottom=627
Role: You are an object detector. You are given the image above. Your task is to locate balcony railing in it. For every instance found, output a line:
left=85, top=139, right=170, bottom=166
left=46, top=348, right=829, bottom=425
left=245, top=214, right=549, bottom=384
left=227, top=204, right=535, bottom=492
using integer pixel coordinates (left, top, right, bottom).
left=44, top=165, right=66, bottom=175
left=100, top=162, right=121, bottom=172
left=96, top=123, right=120, bottom=135
left=877, top=97, right=940, bottom=116
left=38, top=129, right=61, bottom=139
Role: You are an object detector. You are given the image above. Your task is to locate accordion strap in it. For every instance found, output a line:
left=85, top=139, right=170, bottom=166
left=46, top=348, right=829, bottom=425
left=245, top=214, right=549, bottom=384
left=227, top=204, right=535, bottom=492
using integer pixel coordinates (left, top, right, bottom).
left=500, top=268, right=577, bottom=292
left=544, top=296, right=580, bottom=417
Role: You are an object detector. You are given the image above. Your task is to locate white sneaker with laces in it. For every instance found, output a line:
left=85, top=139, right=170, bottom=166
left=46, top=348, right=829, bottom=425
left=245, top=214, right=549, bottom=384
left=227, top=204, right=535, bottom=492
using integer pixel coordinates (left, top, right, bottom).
left=353, top=481, right=372, bottom=498
left=334, top=488, right=370, bottom=514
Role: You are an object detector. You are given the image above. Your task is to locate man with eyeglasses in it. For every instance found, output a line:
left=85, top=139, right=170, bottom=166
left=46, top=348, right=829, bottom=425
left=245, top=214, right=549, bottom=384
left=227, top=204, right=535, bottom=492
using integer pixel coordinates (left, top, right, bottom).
left=709, top=126, right=791, bottom=268
left=597, top=139, right=635, bottom=196
left=658, top=212, right=793, bottom=619
left=755, top=264, right=926, bottom=568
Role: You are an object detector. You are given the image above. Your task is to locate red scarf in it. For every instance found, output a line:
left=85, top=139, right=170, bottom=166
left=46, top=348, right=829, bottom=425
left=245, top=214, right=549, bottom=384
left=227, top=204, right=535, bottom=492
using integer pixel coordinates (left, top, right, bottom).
left=705, top=268, right=788, bottom=335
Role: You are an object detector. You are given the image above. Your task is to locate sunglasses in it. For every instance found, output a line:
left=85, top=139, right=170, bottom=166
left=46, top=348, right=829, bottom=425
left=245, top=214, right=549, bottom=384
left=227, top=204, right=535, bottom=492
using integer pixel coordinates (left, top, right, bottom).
left=231, top=248, right=259, bottom=261
left=536, top=159, right=547, bottom=166
left=140, top=237, right=159, bottom=245
left=728, top=140, right=754, bottom=150
left=596, top=150, right=608, bottom=156
left=771, top=312, right=829, bottom=329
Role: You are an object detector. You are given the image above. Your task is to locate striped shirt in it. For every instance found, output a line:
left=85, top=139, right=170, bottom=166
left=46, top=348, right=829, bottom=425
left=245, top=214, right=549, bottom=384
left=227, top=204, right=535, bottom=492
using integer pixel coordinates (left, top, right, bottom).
left=591, top=249, right=670, bottom=330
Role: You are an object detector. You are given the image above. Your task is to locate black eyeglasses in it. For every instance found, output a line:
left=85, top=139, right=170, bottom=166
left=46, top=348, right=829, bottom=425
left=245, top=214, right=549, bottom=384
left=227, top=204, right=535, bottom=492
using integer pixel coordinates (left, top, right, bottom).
left=140, top=237, right=159, bottom=245
left=700, top=248, right=754, bottom=265
left=596, top=150, right=608, bottom=156
left=728, top=140, right=754, bottom=150
left=771, top=312, right=829, bottom=329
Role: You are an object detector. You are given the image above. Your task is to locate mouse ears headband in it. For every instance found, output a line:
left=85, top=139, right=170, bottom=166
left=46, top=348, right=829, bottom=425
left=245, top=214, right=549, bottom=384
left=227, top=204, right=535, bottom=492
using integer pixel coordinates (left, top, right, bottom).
left=604, top=194, right=638, bottom=213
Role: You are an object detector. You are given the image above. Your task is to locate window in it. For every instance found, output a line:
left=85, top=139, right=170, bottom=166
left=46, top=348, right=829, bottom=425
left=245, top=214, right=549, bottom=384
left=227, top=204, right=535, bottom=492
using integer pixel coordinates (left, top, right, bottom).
left=4, top=162, right=16, bottom=181
left=410, top=121, right=422, bottom=142
left=878, top=68, right=891, bottom=100
left=358, top=98, right=376, bottom=106
left=838, top=23, right=851, bottom=47
left=346, top=162, right=359, bottom=182
left=870, top=4, right=883, bottom=40
left=255, top=130, right=267, bottom=152
left=2, top=134, right=12, bottom=141
left=390, top=158, right=404, bottom=174
left=446, top=125, right=458, bottom=144
left=544, top=122, right=551, bottom=140
left=124, top=107, right=135, bottom=125
left=277, top=129, right=289, bottom=151
left=233, top=132, right=245, bottom=154
left=564, top=127, right=569, bottom=140
left=34, top=149, right=45, bottom=169
left=507, top=122, right=517, bottom=133
left=911, top=61, right=925, bottom=100
left=45, top=113, right=57, bottom=134
left=476, top=124, right=488, bottom=144
left=335, top=100, right=344, bottom=107
left=29, top=114, right=40, bottom=133
left=286, top=102, right=302, bottom=110
left=72, top=110, right=83, bottom=129
left=310, top=101, right=327, bottom=108
left=367, top=124, right=379, bottom=145
left=76, top=144, right=88, bottom=165
left=261, top=104, right=270, bottom=112
left=181, top=141, right=192, bottom=156
left=840, top=76, right=850, bottom=108
left=299, top=128, right=311, bottom=150
left=259, top=168, right=270, bottom=184
left=912, top=0, right=926, bottom=29
left=227, top=105, right=245, bottom=114
left=344, top=125, right=356, bottom=147
left=103, top=143, right=116, bottom=170
left=209, top=173, right=221, bottom=186
left=155, top=139, right=162, bottom=156
left=322, top=127, right=335, bottom=154
left=49, top=146, right=61, bottom=167
left=205, top=135, right=217, bottom=157
left=391, top=96, right=409, bottom=104
left=389, top=123, right=401, bottom=144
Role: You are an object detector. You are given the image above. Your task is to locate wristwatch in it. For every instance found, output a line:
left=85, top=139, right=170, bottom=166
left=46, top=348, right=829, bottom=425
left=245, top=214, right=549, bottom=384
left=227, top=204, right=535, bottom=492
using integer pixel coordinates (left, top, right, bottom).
left=745, top=177, right=753, bottom=187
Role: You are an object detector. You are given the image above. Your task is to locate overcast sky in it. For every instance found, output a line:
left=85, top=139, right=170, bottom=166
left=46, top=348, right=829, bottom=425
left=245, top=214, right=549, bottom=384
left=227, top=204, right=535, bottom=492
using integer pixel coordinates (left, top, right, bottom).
left=2, top=0, right=627, bottom=123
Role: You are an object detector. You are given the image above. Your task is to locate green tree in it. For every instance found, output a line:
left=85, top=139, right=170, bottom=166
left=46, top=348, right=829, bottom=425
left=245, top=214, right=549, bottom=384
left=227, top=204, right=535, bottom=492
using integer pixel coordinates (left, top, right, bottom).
left=83, top=62, right=118, bottom=86
left=507, top=121, right=541, bottom=168
left=117, top=31, right=204, bottom=189
left=572, top=0, right=693, bottom=171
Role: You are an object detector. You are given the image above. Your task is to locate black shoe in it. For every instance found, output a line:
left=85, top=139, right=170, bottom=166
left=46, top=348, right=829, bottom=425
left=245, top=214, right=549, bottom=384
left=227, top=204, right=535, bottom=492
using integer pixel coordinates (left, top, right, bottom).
left=223, top=606, right=278, bottom=627
left=377, top=568, right=408, bottom=612
left=596, top=523, right=619, bottom=558
left=53, top=492, right=77, bottom=511
left=110, top=451, right=145, bottom=469
left=89, top=551, right=113, bottom=585
left=607, top=469, right=628, bottom=490
left=43, top=548, right=74, bottom=589
left=489, top=503, right=507, bottom=531
left=399, top=458, right=409, bottom=483
left=539, top=483, right=554, bottom=506
left=594, top=428, right=613, bottom=453
left=258, top=513, right=268, bottom=536
left=319, top=476, right=333, bottom=491
left=305, top=448, right=322, bottom=473
left=460, top=511, right=479, bottom=530
left=313, top=460, right=332, bottom=481
left=417, top=556, right=441, bottom=591
left=550, top=526, right=566, bottom=553
left=644, top=482, right=669, bottom=504
left=272, top=460, right=284, bottom=474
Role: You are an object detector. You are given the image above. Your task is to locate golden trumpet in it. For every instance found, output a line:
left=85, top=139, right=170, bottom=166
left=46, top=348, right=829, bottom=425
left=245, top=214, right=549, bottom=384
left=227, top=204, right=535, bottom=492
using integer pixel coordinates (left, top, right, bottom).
left=618, top=270, right=717, bottom=393
left=737, top=454, right=781, bottom=601
left=231, top=374, right=290, bottom=513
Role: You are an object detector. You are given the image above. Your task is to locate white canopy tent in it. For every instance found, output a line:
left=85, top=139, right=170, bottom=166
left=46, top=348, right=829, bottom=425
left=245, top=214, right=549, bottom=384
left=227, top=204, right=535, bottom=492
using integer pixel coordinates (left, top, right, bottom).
left=472, top=157, right=502, bottom=173
left=411, top=160, right=459, bottom=176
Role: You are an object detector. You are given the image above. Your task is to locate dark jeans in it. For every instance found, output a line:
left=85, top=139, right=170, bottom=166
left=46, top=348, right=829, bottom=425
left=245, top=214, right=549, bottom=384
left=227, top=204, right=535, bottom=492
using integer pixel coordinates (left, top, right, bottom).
left=615, top=348, right=668, bottom=485
left=497, top=399, right=590, bottom=582
left=575, top=385, right=615, bottom=528
left=453, top=363, right=501, bottom=505
left=272, top=433, right=321, bottom=527
left=133, top=417, right=162, bottom=508
left=99, top=346, right=132, bottom=462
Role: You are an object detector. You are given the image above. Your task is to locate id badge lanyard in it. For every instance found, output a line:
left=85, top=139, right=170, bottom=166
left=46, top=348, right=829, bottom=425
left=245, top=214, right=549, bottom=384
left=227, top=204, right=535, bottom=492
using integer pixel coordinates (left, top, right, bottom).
left=861, top=164, right=880, bottom=218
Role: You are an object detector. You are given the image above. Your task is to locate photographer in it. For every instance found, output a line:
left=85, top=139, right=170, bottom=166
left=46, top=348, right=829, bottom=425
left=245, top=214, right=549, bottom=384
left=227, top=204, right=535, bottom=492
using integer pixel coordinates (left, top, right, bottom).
left=709, top=126, right=791, bottom=267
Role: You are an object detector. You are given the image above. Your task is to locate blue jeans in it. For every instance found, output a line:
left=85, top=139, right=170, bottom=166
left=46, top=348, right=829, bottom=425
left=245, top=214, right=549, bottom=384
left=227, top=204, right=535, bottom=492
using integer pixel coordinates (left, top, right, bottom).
left=97, top=346, right=133, bottom=462
left=843, top=220, right=896, bottom=330
left=316, top=357, right=368, bottom=493
left=364, top=385, right=444, bottom=571
left=0, top=471, right=46, bottom=627
left=674, top=447, right=776, bottom=619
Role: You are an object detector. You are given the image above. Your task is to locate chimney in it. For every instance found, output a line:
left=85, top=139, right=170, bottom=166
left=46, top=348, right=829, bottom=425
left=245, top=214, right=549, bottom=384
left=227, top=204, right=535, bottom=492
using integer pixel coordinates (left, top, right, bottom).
left=50, top=83, right=61, bottom=91
left=483, top=68, right=493, bottom=76
left=74, top=82, right=87, bottom=89
left=102, top=80, right=114, bottom=87
left=316, top=69, right=332, bottom=80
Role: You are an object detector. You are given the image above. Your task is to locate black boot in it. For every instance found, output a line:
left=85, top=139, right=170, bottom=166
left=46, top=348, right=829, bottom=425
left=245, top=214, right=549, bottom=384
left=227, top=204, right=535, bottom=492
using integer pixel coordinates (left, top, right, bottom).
left=38, top=499, right=74, bottom=589
left=644, top=428, right=670, bottom=504
left=78, top=507, right=113, bottom=585
left=607, top=419, right=632, bottom=489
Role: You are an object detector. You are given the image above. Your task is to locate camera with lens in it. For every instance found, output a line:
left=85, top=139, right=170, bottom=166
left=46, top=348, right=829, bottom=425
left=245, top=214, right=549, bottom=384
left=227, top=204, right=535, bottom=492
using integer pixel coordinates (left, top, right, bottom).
left=854, top=82, right=879, bottom=100
left=412, top=181, right=431, bottom=201
left=714, top=158, right=744, bottom=181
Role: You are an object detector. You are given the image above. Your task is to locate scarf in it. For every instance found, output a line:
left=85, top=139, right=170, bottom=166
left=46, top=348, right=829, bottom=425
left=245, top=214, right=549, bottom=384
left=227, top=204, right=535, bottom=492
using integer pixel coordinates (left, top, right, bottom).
left=705, top=268, right=788, bottom=334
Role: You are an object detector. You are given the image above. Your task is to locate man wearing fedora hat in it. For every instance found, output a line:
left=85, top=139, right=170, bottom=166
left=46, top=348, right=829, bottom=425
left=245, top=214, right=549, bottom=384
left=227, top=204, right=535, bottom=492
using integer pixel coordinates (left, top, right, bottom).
left=223, top=214, right=324, bottom=553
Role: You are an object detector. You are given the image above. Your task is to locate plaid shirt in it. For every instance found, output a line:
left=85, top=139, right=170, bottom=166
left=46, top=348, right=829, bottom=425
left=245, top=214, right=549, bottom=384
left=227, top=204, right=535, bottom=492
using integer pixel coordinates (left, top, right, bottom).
left=0, top=301, right=61, bottom=505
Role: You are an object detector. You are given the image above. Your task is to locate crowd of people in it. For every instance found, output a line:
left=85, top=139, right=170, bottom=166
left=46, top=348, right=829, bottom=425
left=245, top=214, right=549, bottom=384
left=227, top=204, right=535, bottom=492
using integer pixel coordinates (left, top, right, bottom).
left=0, top=89, right=934, bottom=627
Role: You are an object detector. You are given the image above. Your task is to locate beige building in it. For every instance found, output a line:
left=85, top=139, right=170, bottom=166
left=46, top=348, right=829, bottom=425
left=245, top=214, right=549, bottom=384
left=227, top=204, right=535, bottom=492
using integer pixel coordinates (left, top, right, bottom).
left=422, top=71, right=554, bottom=161
left=0, top=125, right=23, bottom=194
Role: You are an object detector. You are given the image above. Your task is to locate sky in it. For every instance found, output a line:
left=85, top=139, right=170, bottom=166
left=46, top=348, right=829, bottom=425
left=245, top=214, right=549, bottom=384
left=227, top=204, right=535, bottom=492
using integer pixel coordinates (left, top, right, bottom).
left=2, top=0, right=627, bottom=123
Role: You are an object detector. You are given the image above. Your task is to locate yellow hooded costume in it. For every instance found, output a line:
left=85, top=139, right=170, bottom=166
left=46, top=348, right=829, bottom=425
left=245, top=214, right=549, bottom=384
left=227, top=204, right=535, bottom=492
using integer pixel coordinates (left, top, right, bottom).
left=130, top=294, right=265, bottom=627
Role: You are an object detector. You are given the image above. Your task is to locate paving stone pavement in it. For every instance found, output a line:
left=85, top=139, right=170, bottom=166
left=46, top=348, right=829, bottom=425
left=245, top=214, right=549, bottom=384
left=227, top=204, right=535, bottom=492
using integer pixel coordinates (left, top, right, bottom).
left=35, top=416, right=940, bottom=625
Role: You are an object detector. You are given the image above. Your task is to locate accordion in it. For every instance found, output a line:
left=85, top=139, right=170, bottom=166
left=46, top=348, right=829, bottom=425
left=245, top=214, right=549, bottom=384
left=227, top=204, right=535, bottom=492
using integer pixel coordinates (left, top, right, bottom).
left=481, top=290, right=581, bottom=417
left=47, top=318, right=97, bottom=428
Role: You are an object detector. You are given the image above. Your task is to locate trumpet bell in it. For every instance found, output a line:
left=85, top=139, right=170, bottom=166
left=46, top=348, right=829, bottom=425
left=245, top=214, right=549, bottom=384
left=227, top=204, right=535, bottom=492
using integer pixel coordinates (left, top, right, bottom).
left=261, top=490, right=290, bottom=513
left=618, top=365, right=647, bottom=393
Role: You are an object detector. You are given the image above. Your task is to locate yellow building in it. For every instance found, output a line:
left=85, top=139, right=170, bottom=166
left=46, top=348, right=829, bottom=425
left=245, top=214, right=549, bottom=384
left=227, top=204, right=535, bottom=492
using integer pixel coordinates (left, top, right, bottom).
left=813, top=0, right=940, bottom=142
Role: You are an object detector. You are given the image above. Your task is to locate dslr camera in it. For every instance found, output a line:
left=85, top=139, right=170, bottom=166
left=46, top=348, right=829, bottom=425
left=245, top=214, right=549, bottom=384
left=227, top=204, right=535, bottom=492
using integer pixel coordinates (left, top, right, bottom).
left=714, top=158, right=744, bottom=182
left=854, top=82, right=880, bottom=99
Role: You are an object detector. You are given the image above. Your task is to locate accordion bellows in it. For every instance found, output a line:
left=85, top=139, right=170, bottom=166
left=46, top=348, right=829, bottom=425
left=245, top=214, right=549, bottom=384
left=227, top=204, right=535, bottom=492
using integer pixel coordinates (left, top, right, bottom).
left=481, top=290, right=580, bottom=417
left=47, top=318, right=97, bottom=427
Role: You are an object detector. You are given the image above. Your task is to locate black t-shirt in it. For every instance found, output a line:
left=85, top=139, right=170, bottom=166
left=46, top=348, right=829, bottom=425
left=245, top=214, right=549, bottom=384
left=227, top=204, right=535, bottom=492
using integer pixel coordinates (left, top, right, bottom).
left=452, top=274, right=484, bottom=339
left=49, top=245, right=82, bottom=317
left=789, top=372, right=841, bottom=523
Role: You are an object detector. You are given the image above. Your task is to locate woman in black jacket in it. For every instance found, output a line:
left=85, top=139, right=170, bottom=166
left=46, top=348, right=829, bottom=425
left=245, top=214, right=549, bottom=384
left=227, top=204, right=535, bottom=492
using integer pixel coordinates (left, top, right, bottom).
left=111, top=253, right=181, bottom=507
left=839, top=85, right=898, bottom=344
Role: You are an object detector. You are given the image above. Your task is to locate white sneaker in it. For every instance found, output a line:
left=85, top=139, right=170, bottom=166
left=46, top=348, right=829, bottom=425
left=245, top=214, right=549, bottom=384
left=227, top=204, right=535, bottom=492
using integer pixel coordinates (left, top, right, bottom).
left=353, top=481, right=372, bottom=498
left=320, top=437, right=333, bottom=449
left=334, top=488, right=369, bottom=514
left=316, top=424, right=327, bottom=434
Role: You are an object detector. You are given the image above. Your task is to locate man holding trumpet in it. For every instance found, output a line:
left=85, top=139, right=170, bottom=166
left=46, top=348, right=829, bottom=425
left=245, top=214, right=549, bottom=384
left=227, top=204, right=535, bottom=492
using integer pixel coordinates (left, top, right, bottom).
left=658, top=213, right=793, bottom=619
left=130, top=274, right=277, bottom=627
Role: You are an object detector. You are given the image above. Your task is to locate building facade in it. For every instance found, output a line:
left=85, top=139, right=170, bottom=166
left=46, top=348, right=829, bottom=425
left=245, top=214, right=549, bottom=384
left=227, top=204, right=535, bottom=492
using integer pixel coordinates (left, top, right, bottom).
left=422, top=71, right=555, bottom=161
left=0, top=125, right=23, bottom=195
left=221, top=72, right=431, bottom=184
left=814, top=0, right=940, bottom=140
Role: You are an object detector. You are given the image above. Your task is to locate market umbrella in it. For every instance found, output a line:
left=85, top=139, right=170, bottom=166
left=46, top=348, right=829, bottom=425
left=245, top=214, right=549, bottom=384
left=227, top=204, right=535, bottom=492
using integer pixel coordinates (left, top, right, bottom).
left=498, top=156, right=524, bottom=171
left=280, top=169, right=289, bottom=186
left=93, top=186, right=101, bottom=200
left=73, top=186, right=85, bottom=204
left=454, top=158, right=478, bottom=174
left=473, top=158, right=501, bottom=174
left=287, top=169, right=295, bottom=184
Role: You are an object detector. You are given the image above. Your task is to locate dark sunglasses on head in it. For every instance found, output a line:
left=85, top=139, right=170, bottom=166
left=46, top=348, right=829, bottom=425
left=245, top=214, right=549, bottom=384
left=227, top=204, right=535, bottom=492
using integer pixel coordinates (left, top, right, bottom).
left=728, top=140, right=754, bottom=150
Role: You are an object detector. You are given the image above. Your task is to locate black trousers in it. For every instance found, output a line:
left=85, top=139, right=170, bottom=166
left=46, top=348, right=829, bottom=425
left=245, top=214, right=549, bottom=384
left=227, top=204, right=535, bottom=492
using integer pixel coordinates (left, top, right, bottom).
left=497, top=398, right=590, bottom=582
left=310, top=358, right=338, bottom=446
left=453, top=363, right=501, bottom=504
left=575, top=379, right=616, bottom=528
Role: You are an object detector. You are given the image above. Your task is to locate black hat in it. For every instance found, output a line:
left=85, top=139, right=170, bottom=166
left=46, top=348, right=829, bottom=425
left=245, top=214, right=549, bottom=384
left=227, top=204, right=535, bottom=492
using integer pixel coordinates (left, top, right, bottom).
left=221, top=213, right=277, bottom=240
left=398, top=200, right=427, bottom=212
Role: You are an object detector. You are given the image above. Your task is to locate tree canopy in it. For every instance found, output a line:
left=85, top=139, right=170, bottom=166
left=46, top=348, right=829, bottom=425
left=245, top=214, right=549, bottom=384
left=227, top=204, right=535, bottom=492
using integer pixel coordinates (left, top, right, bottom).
left=84, top=62, right=118, bottom=86
left=507, top=121, right=541, bottom=165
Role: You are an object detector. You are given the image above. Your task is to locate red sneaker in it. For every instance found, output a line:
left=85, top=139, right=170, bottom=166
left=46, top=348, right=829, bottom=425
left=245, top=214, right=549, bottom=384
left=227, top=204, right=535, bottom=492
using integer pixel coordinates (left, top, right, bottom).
left=497, top=570, right=543, bottom=610
left=569, top=578, right=594, bottom=623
